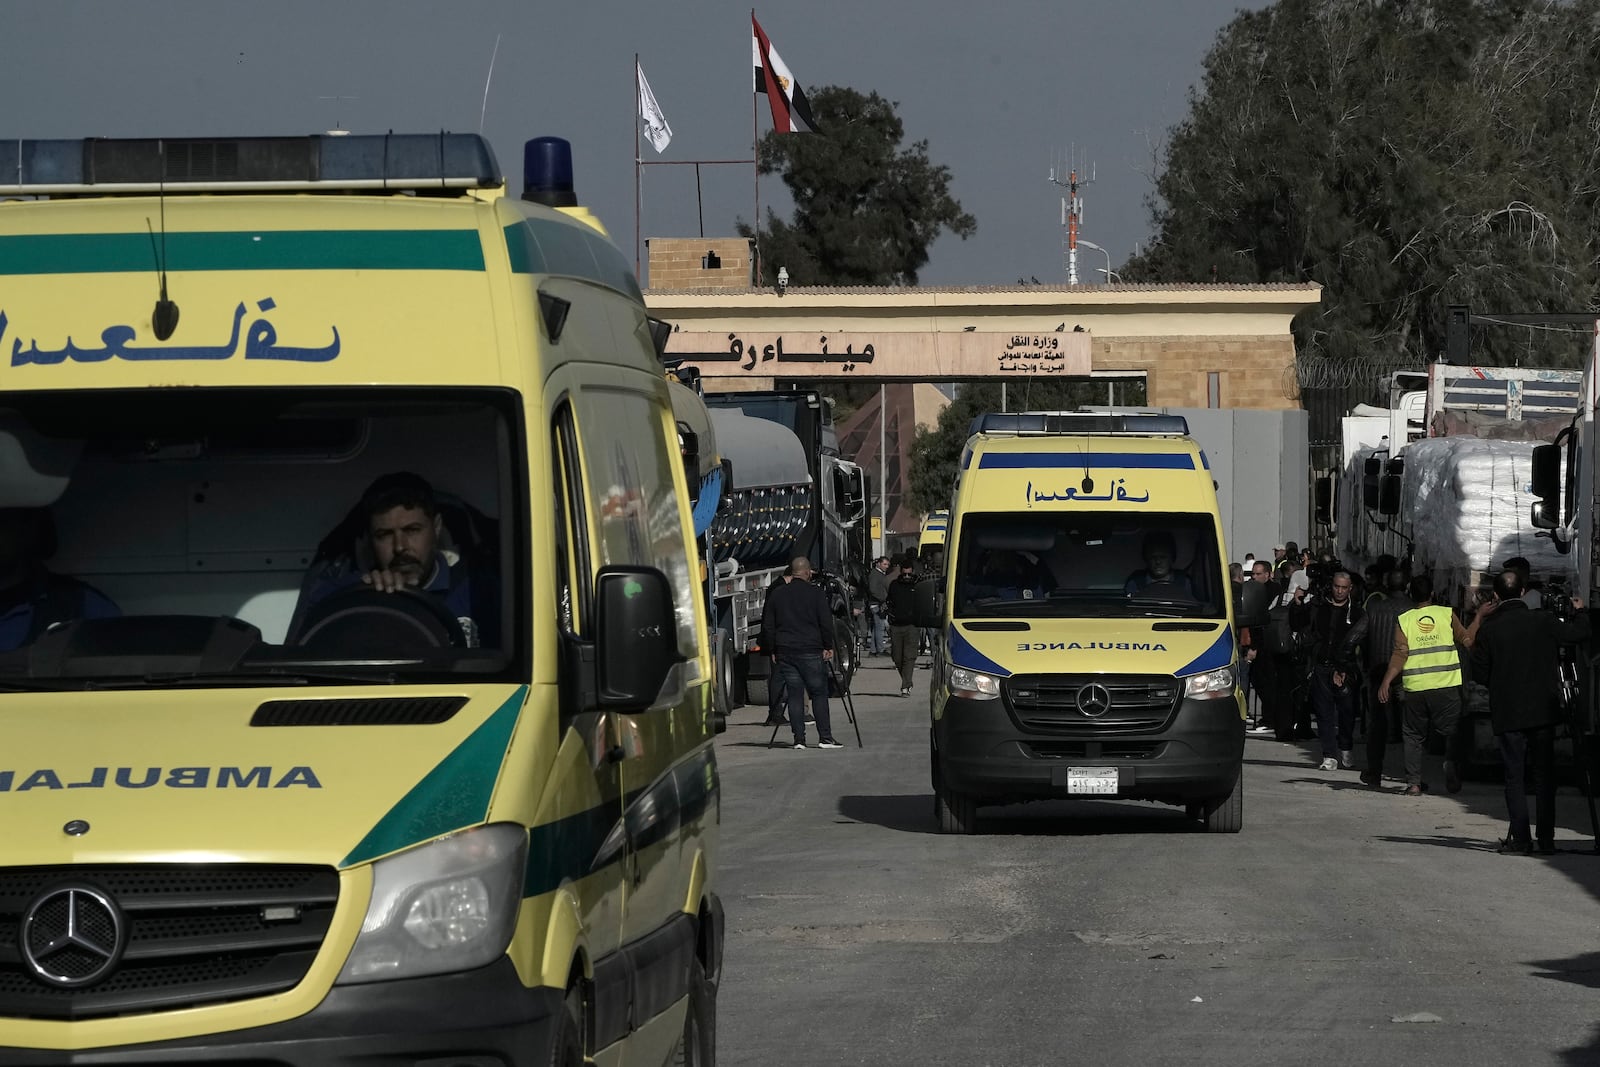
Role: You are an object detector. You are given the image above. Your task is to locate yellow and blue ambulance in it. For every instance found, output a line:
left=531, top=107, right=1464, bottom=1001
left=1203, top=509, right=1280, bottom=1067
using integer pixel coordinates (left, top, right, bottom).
left=0, top=133, right=721, bottom=1065
left=921, top=413, right=1245, bottom=834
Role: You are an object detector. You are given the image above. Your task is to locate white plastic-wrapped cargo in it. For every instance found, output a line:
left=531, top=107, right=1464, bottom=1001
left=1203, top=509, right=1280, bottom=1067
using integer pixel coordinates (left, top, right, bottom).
left=1399, top=437, right=1574, bottom=605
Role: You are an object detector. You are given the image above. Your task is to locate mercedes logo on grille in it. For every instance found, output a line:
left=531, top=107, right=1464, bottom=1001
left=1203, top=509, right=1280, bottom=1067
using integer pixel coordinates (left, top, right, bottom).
left=1075, top=683, right=1113, bottom=718
left=20, top=885, right=126, bottom=988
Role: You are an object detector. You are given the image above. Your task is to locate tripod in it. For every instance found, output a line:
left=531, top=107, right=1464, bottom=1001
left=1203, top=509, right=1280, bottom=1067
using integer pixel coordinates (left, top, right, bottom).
left=766, top=657, right=863, bottom=748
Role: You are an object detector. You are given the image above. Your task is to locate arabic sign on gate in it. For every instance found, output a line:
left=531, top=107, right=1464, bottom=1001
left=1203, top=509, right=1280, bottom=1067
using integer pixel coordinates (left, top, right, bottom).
left=667, top=331, right=1092, bottom=378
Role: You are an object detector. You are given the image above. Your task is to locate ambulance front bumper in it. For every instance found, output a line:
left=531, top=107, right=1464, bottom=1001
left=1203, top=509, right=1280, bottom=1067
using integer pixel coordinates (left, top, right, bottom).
left=0, top=958, right=563, bottom=1067
left=935, top=691, right=1245, bottom=803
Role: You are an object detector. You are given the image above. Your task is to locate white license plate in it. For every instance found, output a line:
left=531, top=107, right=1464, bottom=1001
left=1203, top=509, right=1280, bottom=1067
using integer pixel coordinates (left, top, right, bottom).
left=1067, top=767, right=1119, bottom=795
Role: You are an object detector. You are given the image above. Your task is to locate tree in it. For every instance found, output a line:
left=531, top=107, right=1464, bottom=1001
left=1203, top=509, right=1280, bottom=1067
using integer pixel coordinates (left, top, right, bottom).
left=1124, top=0, right=1600, bottom=370
left=908, top=380, right=1148, bottom=514
left=739, top=86, right=977, bottom=287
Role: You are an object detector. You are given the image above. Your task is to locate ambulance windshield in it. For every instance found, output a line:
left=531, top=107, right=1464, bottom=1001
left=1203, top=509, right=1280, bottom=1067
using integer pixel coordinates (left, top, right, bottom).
left=954, top=512, right=1226, bottom=619
left=0, top=387, right=523, bottom=686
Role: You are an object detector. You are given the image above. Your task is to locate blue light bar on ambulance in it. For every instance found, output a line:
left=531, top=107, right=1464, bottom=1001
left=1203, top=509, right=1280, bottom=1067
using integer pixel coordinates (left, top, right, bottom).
left=969, top=412, right=1190, bottom=438
left=0, top=134, right=503, bottom=195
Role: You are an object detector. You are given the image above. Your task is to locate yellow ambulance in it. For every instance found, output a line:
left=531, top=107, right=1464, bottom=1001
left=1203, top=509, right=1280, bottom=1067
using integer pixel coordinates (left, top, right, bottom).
left=0, top=134, right=721, bottom=1065
left=918, top=509, right=949, bottom=552
left=919, top=413, right=1244, bottom=834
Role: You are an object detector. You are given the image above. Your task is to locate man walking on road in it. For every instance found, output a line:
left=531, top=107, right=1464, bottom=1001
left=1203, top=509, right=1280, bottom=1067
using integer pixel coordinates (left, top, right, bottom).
left=1375, top=575, right=1480, bottom=795
left=761, top=556, right=842, bottom=750
left=1307, top=570, right=1365, bottom=770
left=1361, top=569, right=1413, bottom=785
left=1470, top=570, right=1590, bottom=854
left=865, top=556, right=891, bottom=656
left=886, top=557, right=921, bottom=696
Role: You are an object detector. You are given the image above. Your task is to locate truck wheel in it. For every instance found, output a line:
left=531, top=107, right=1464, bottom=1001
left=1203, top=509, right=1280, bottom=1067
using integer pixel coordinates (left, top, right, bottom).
left=670, top=956, right=717, bottom=1066
left=1200, top=772, right=1244, bottom=834
left=936, top=780, right=980, bottom=834
left=548, top=985, right=584, bottom=1066
left=746, top=676, right=768, bottom=707
left=716, top=630, right=742, bottom=712
left=832, top=619, right=857, bottom=693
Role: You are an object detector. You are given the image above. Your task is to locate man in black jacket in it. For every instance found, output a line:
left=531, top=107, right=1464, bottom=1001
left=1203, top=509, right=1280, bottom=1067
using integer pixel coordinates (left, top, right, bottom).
left=1359, top=569, right=1413, bottom=785
left=1307, top=570, right=1365, bottom=771
left=885, top=557, right=921, bottom=696
left=1470, top=569, right=1590, bottom=854
left=761, top=556, right=841, bottom=749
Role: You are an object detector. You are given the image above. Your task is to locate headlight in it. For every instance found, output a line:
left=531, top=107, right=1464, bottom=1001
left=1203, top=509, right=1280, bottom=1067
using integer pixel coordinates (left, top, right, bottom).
left=948, top=665, right=1002, bottom=700
left=337, top=823, right=527, bottom=985
left=1183, top=665, right=1237, bottom=700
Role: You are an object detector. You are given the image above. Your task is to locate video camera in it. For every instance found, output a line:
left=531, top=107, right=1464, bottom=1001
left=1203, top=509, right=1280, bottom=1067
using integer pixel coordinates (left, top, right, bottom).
left=1541, top=574, right=1577, bottom=621
left=1304, top=559, right=1344, bottom=600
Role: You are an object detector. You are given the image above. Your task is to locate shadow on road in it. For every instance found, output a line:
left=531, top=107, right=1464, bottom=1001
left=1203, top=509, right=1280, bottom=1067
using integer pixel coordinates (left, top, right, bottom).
left=837, top=794, right=1201, bottom=836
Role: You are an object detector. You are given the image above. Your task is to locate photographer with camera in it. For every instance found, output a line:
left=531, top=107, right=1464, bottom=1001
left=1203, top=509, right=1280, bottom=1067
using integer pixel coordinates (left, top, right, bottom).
left=1374, top=575, right=1482, bottom=795
left=1306, top=569, right=1366, bottom=771
left=1470, top=569, right=1590, bottom=854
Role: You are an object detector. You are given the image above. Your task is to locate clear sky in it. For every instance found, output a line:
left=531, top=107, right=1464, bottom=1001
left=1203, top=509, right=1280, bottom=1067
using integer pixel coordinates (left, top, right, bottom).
left=3, top=0, right=1264, bottom=286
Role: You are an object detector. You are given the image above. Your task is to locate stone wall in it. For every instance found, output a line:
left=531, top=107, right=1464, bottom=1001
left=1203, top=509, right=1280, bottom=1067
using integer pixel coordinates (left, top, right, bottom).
left=1095, top=335, right=1298, bottom=410
left=646, top=237, right=753, bottom=291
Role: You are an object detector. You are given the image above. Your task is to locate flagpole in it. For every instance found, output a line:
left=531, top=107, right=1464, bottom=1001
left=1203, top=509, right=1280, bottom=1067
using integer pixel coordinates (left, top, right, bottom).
left=751, top=9, right=762, bottom=284
left=634, top=53, right=643, bottom=282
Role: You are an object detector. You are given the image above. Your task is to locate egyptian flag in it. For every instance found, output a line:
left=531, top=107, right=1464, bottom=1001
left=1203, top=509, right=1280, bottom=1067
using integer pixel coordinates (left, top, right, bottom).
left=752, top=14, right=818, bottom=133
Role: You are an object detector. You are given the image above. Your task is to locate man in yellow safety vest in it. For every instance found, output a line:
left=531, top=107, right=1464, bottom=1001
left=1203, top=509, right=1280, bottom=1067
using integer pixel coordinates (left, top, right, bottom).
left=1376, top=575, right=1484, bottom=796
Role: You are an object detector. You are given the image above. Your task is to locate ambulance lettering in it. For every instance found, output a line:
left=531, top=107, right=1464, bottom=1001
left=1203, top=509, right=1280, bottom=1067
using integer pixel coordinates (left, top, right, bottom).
left=1015, top=641, right=1169, bottom=652
left=0, top=766, right=323, bottom=791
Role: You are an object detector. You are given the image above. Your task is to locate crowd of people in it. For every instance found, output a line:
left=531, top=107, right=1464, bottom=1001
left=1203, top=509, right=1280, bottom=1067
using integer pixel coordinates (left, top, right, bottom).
left=1233, top=542, right=1590, bottom=853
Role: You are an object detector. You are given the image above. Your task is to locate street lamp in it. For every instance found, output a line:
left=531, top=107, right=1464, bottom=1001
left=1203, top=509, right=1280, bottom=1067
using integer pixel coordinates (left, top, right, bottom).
left=1095, top=267, right=1123, bottom=285
left=1077, top=238, right=1114, bottom=285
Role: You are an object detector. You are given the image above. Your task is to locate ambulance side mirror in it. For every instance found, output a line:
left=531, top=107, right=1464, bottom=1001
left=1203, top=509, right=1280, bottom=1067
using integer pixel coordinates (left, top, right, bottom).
left=594, top=566, right=684, bottom=709
left=913, top=577, right=944, bottom=628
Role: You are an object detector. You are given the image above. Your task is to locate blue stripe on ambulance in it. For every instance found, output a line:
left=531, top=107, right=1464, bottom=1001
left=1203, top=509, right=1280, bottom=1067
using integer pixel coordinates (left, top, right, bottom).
left=945, top=626, right=1012, bottom=678
left=976, top=452, right=1196, bottom=470
left=1174, top=628, right=1234, bottom=677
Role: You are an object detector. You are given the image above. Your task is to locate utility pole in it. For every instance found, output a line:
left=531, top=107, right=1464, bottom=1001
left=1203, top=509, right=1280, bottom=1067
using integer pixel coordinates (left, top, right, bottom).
left=1049, top=156, right=1094, bottom=284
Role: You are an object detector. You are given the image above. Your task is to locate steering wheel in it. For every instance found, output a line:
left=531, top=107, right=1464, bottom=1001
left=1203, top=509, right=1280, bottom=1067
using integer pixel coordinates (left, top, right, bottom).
left=290, top=585, right=467, bottom=655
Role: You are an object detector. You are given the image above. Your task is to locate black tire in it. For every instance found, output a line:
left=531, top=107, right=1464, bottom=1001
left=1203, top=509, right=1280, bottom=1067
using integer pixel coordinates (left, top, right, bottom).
left=716, top=630, right=742, bottom=712
left=1201, top=771, right=1244, bottom=834
left=548, top=985, right=584, bottom=1066
left=831, top=618, right=857, bottom=694
left=670, top=956, right=717, bottom=1066
left=936, top=779, right=980, bottom=834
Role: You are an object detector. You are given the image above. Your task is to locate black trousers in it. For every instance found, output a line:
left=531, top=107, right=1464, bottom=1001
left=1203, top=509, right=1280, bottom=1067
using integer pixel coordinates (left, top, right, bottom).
left=1367, top=677, right=1396, bottom=778
left=1499, top=725, right=1557, bottom=848
left=1269, top=653, right=1307, bottom=741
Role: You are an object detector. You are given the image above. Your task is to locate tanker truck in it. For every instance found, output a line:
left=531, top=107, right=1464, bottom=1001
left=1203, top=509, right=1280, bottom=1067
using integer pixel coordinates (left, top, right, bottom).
left=703, top=390, right=868, bottom=713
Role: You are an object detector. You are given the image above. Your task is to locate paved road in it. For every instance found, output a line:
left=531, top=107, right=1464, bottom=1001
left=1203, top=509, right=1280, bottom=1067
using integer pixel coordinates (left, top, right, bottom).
left=714, top=655, right=1600, bottom=1066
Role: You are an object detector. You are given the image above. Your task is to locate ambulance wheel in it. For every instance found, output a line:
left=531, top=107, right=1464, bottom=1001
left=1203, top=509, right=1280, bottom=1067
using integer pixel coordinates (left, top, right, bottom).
left=548, top=985, right=585, bottom=1066
left=670, top=956, right=717, bottom=1066
left=1200, top=772, right=1244, bottom=834
left=936, top=780, right=980, bottom=835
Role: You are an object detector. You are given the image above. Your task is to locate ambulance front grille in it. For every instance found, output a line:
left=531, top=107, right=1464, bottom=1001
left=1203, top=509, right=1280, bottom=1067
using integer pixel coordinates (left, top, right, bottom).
left=0, top=864, right=338, bottom=1019
left=1004, top=674, right=1181, bottom=733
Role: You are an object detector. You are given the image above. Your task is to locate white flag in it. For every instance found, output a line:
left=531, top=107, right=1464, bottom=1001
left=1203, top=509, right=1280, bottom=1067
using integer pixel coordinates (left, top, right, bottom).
left=637, top=62, right=673, bottom=154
